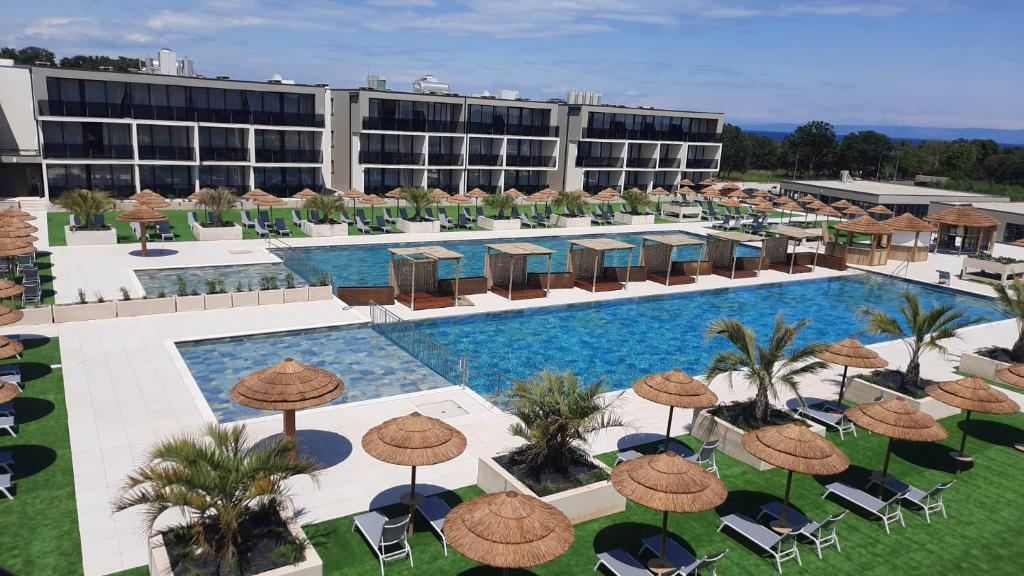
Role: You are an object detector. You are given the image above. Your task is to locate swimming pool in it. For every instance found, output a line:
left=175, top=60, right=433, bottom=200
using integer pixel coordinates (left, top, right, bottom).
left=273, top=231, right=758, bottom=287
left=136, top=262, right=305, bottom=296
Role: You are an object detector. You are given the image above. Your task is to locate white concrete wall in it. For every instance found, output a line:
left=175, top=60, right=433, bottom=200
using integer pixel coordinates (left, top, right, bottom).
left=0, top=64, right=39, bottom=154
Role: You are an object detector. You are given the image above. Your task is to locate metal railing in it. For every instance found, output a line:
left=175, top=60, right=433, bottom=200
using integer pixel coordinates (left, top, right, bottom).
left=368, top=302, right=470, bottom=388
left=267, top=237, right=334, bottom=288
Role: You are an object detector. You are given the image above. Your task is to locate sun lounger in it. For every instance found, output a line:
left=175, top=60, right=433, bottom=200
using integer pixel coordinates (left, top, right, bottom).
left=0, top=365, right=21, bottom=386
left=0, top=472, right=13, bottom=500
left=614, top=450, right=642, bottom=465
left=292, top=210, right=303, bottom=227
left=511, top=206, right=521, bottom=218
left=355, top=216, right=373, bottom=234
left=253, top=220, right=270, bottom=238
left=684, top=439, right=719, bottom=477
left=475, top=207, right=485, bottom=219
left=639, top=535, right=728, bottom=576
left=717, top=513, right=801, bottom=573
left=593, top=548, right=650, bottom=576
left=338, top=211, right=353, bottom=225
left=16, top=254, right=34, bottom=272
left=415, top=495, right=450, bottom=556
left=438, top=212, right=455, bottom=230
left=274, top=218, right=292, bottom=236
left=796, top=405, right=856, bottom=440
left=422, top=208, right=436, bottom=221
left=0, top=413, right=16, bottom=437
left=257, top=210, right=271, bottom=226
left=71, top=214, right=83, bottom=227
left=374, top=216, right=393, bottom=233
left=352, top=511, right=413, bottom=576
left=383, top=208, right=397, bottom=224
left=457, top=213, right=472, bottom=229
left=822, top=482, right=907, bottom=534
left=308, top=209, right=321, bottom=223
left=533, top=212, right=549, bottom=227
left=129, top=221, right=142, bottom=239
left=519, top=213, right=537, bottom=228
left=758, top=503, right=846, bottom=558
left=865, top=474, right=954, bottom=523
left=20, top=267, right=39, bottom=286
left=0, top=451, right=11, bottom=474
left=400, top=208, right=411, bottom=220
left=463, top=208, right=476, bottom=223
left=92, top=214, right=106, bottom=228
left=156, top=220, right=174, bottom=241
left=22, top=283, right=41, bottom=306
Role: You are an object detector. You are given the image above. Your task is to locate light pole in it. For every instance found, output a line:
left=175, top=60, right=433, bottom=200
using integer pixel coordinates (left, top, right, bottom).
left=891, top=150, right=902, bottom=181
left=792, top=148, right=800, bottom=178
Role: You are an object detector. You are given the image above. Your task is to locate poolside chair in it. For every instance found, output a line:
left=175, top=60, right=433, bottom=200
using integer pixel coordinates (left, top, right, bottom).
left=457, top=212, right=472, bottom=229
left=156, top=220, right=174, bottom=241
left=590, top=209, right=607, bottom=226
left=292, top=210, right=303, bottom=227
left=399, top=208, right=411, bottom=221
left=639, top=536, right=728, bottom=576
left=257, top=210, right=271, bottom=227
left=0, top=412, right=16, bottom=437
left=822, top=482, right=908, bottom=534
left=16, top=254, right=34, bottom=273
left=519, top=213, right=537, bottom=228
left=355, top=216, right=373, bottom=234
left=374, top=216, right=393, bottom=233
left=423, top=208, right=436, bottom=221
left=438, top=212, right=455, bottom=230
left=129, top=221, right=142, bottom=239
left=533, top=211, right=549, bottom=228
left=613, top=449, right=643, bottom=465
left=352, top=512, right=413, bottom=576
left=795, top=405, right=856, bottom=440
left=0, top=365, right=21, bottom=385
left=91, top=214, right=106, bottom=228
left=0, top=451, right=11, bottom=474
left=338, top=211, right=353, bottom=225
left=21, top=267, right=39, bottom=286
left=188, top=211, right=200, bottom=228
left=511, top=206, right=521, bottom=218
left=475, top=206, right=485, bottom=220
left=717, top=513, right=801, bottom=574
left=308, top=209, right=321, bottom=223
left=684, top=439, right=720, bottom=477
left=383, top=208, right=397, bottom=224
left=594, top=548, right=651, bottom=576
left=273, top=218, right=292, bottom=237
left=463, top=207, right=477, bottom=223
left=0, top=472, right=12, bottom=500
left=22, top=283, right=41, bottom=306
left=865, top=475, right=954, bottom=523
left=757, top=503, right=847, bottom=559
left=416, top=495, right=450, bottom=556
left=253, top=220, right=270, bottom=238
left=71, top=214, right=83, bottom=227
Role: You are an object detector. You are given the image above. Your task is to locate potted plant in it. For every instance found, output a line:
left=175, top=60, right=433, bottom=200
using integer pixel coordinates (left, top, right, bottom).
left=478, top=193, right=521, bottom=230
left=56, top=188, right=117, bottom=245
left=117, top=283, right=177, bottom=316
left=114, top=424, right=322, bottom=576
left=257, top=275, right=285, bottom=305
left=194, top=187, right=243, bottom=241
left=300, top=194, right=348, bottom=237
left=476, top=370, right=627, bottom=523
left=282, top=273, right=309, bottom=303
left=232, top=280, right=259, bottom=307
left=846, top=292, right=978, bottom=418
left=307, top=274, right=334, bottom=301
left=614, top=188, right=656, bottom=224
left=395, top=187, right=441, bottom=233
left=691, top=316, right=828, bottom=470
left=551, top=190, right=590, bottom=228
left=203, top=278, right=233, bottom=310
left=53, top=288, right=119, bottom=322
left=961, top=279, right=1024, bottom=378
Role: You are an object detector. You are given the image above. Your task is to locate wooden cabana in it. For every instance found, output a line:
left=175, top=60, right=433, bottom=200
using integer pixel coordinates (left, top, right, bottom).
left=704, top=230, right=767, bottom=279
left=768, top=225, right=822, bottom=274
left=388, top=246, right=463, bottom=310
left=567, top=238, right=635, bottom=292
left=926, top=205, right=998, bottom=255
left=639, top=235, right=705, bottom=285
left=827, top=215, right=892, bottom=266
left=484, top=242, right=554, bottom=300
left=887, top=213, right=936, bottom=262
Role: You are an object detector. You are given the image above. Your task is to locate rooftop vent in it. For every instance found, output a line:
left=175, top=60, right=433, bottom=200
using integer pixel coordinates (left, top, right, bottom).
left=216, top=75, right=231, bottom=80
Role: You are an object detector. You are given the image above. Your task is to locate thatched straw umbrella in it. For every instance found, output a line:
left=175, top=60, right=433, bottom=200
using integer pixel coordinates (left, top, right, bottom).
left=188, top=189, right=209, bottom=202
left=815, top=339, right=888, bottom=404
left=117, top=205, right=167, bottom=257
left=845, top=398, right=946, bottom=495
left=0, top=279, right=24, bottom=303
left=868, top=205, right=893, bottom=218
left=718, top=198, right=743, bottom=209
left=0, top=335, right=24, bottom=360
left=742, top=423, right=849, bottom=532
left=634, top=369, right=717, bottom=451
left=0, top=207, right=36, bottom=222
left=385, top=187, right=404, bottom=210
left=292, top=188, right=318, bottom=201
left=0, top=378, right=20, bottom=405
left=830, top=199, right=853, bottom=210
left=752, top=189, right=773, bottom=198
left=0, top=304, right=24, bottom=326
left=926, top=376, right=1020, bottom=462
left=817, top=205, right=841, bottom=223
left=254, top=193, right=286, bottom=222
left=0, top=220, right=38, bottom=235
left=699, top=178, right=715, bottom=186
left=843, top=205, right=867, bottom=217
left=726, top=189, right=748, bottom=200
left=445, top=491, right=573, bottom=575
left=359, top=194, right=387, bottom=222
left=362, top=412, right=467, bottom=531
left=466, top=187, right=488, bottom=211
left=678, top=186, right=695, bottom=196
left=132, top=190, right=170, bottom=208
left=719, top=182, right=740, bottom=191
left=338, top=188, right=366, bottom=214
left=994, top=364, right=1024, bottom=452
left=240, top=188, right=267, bottom=201
left=701, top=188, right=722, bottom=199
left=503, top=187, right=524, bottom=199
left=797, top=194, right=818, bottom=205
left=230, top=358, right=344, bottom=455
left=432, top=188, right=450, bottom=202
left=611, top=452, right=727, bottom=571
left=679, top=178, right=695, bottom=187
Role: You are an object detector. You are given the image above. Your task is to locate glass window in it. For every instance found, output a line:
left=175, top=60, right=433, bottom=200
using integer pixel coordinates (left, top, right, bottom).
left=131, top=83, right=150, bottom=105
left=150, top=84, right=168, bottom=107
left=283, top=93, right=299, bottom=114
left=191, top=87, right=208, bottom=109
left=208, top=88, right=225, bottom=110
left=225, top=90, right=242, bottom=110
left=246, top=91, right=263, bottom=112
left=169, top=86, right=187, bottom=108
left=60, top=79, right=81, bottom=102
left=84, top=81, right=105, bottom=103
left=263, top=92, right=280, bottom=113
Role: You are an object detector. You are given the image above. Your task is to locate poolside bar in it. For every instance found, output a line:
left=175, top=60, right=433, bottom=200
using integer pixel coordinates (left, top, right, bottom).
left=926, top=205, right=998, bottom=255
left=704, top=230, right=767, bottom=279
left=567, top=238, right=636, bottom=292
left=639, top=235, right=706, bottom=285
left=886, top=213, right=936, bottom=263
left=388, top=246, right=463, bottom=310
left=769, top=225, right=823, bottom=274
left=484, top=242, right=555, bottom=300
left=827, top=215, right=892, bottom=266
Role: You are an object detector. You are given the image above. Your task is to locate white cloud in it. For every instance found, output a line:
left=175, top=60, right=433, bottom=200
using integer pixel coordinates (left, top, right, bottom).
left=779, top=2, right=909, bottom=17
left=19, top=17, right=152, bottom=44
left=144, top=11, right=269, bottom=31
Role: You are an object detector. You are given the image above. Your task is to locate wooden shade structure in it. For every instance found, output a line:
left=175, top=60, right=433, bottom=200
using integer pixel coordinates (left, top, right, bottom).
left=926, top=205, right=998, bottom=255
left=484, top=243, right=555, bottom=300
left=292, top=188, right=318, bottom=200
left=830, top=215, right=893, bottom=266
left=117, top=205, right=167, bottom=257
left=815, top=338, right=888, bottom=404
left=639, top=235, right=706, bottom=286
left=887, top=213, right=936, bottom=262
left=0, top=304, right=24, bottom=326
left=770, top=225, right=823, bottom=274
left=633, top=369, right=717, bottom=450
left=843, top=205, right=867, bottom=217
left=868, top=204, right=893, bottom=218
left=925, top=376, right=1019, bottom=462
left=0, top=379, right=20, bottom=404
left=611, top=452, right=727, bottom=572
left=567, top=238, right=635, bottom=292
left=679, top=178, right=695, bottom=187
left=362, top=411, right=467, bottom=530
left=388, top=246, right=463, bottom=310
left=444, top=491, right=573, bottom=574
left=830, top=199, right=853, bottom=210
left=705, top=230, right=768, bottom=279
left=742, top=423, right=849, bottom=532
left=845, top=398, right=947, bottom=496
left=503, top=187, right=524, bottom=198
left=797, top=194, right=818, bottom=204
left=0, top=335, right=24, bottom=360
left=339, top=188, right=366, bottom=213
left=726, top=189, right=748, bottom=199
left=132, top=190, right=169, bottom=208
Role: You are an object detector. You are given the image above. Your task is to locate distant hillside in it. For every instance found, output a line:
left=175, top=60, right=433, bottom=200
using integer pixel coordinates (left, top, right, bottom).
left=740, top=123, right=1024, bottom=146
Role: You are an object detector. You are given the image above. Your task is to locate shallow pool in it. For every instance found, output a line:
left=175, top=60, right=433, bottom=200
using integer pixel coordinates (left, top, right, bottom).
left=136, top=262, right=306, bottom=295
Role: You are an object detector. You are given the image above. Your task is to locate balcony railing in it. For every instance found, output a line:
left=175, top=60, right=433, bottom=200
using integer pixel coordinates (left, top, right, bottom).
left=466, top=122, right=557, bottom=137
left=626, top=157, right=657, bottom=169
left=254, top=184, right=323, bottom=196
left=50, top=184, right=137, bottom=199
left=505, top=155, right=555, bottom=168
left=501, top=183, right=550, bottom=194
left=428, top=153, right=463, bottom=166
left=137, top=145, right=195, bottom=161
left=658, top=157, right=681, bottom=169
left=468, top=153, right=501, bottom=166
left=576, top=156, right=623, bottom=168
left=581, top=127, right=723, bottom=143
left=466, top=184, right=500, bottom=194
left=255, top=149, right=322, bottom=163
left=42, top=143, right=133, bottom=160
left=361, top=117, right=464, bottom=133
left=688, top=132, right=722, bottom=143
left=37, top=100, right=324, bottom=127
left=200, top=147, right=250, bottom=162
left=359, top=151, right=425, bottom=165
left=583, top=183, right=621, bottom=194
left=686, top=158, right=719, bottom=169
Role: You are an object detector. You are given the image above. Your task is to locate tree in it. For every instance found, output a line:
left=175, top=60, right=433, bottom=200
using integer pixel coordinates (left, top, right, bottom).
left=399, top=187, right=434, bottom=221
left=784, top=121, right=837, bottom=176
left=55, top=189, right=114, bottom=230
left=620, top=187, right=654, bottom=215
left=705, top=316, right=828, bottom=425
left=940, top=140, right=981, bottom=179
left=59, top=54, right=142, bottom=71
left=303, top=194, right=345, bottom=223
left=992, top=279, right=1024, bottom=361
left=483, top=192, right=515, bottom=219
left=197, top=187, right=238, bottom=227
left=839, top=130, right=893, bottom=177
left=505, top=370, right=627, bottom=476
left=550, top=190, right=586, bottom=215
left=719, top=123, right=750, bottom=176
left=747, top=134, right=781, bottom=170
left=0, top=46, right=55, bottom=65
left=114, top=424, right=316, bottom=575
left=859, top=292, right=979, bottom=390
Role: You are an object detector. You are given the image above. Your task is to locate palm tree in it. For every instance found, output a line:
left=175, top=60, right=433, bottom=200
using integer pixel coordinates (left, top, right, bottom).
left=621, top=188, right=654, bottom=215
left=197, top=187, right=238, bottom=227
left=551, top=190, right=585, bottom=216
left=992, top=279, right=1024, bottom=361
left=114, top=424, right=316, bottom=575
left=399, top=187, right=433, bottom=221
left=505, top=370, right=627, bottom=475
left=859, top=291, right=980, bottom=391
left=55, top=188, right=114, bottom=230
left=484, top=192, right=516, bottom=219
left=303, top=194, right=345, bottom=223
left=705, top=316, right=828, bottom=425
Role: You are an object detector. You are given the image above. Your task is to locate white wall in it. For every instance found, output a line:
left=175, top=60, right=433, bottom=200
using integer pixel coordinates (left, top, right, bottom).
left=0, top=65, right=39, bottom=154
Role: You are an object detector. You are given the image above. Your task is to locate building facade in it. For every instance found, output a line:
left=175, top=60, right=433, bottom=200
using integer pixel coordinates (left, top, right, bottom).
left=780, top=180, right=1009, bottom=218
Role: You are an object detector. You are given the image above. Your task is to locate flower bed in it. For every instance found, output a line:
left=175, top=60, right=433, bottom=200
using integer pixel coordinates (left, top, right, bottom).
left=845, top=375, right=960, bottom=419
left=691, top=404, right=825, bottom=471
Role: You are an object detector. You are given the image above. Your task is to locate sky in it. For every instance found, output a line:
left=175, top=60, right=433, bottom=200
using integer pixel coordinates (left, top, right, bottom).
left=2, top=0, right=1023, bottom=130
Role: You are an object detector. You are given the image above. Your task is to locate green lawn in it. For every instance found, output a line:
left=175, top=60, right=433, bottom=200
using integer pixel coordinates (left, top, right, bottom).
left=0, top=337, right=80, bottom=575
left=1, top=252, right=56, bottom=307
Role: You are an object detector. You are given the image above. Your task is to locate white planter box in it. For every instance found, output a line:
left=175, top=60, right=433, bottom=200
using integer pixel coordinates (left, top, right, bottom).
left=961, top=256, right=1024, bottom=284
left=258, top=289, right=285, bottom=305
left=845, top=377, right=961, bottom=420
left=175, top=294, right=206, bottom=312
left=283, top=287, right=309, bottom=303
left=53, top=301, right=118, bottom=323
left=690, top=410, right=825, bottom=471
left=478, top=216, right=521, bottom=231
left=64, top=226, right=117, bottom=246
left=12, top=306, right=53, bottom=326
left=614, top=213, right=656, bottom=225
left=307, top=286, right=334, bottom=301
left=959, top=351, right=1011, bottom=381
left=661, top=205, right=702, bottom=220
left=232, top=291, right=259, bottom=307
left=555, top=215, right=592, bottom=228
left=204, top=293, right=234, bottom=310
left=148, top=515, right=322, bottom=576
left=476, top=456, right=625, bottom=524
left=194, top=223, right=243, bottom=241
left=115, top=297, right=176, bottom=317
left=301, top=221, right=349, bottom=237
left=396, top=219, right=441, bottom=233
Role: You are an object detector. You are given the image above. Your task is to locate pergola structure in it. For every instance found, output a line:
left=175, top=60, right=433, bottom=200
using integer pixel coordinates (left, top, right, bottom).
left=769, top=225, right=822, bottom=274
left=639, top=234, right=705, bottom=285
left=567, top=238, right=635, bottom=292
left=704, top=230, right=767, bottom=279
left=926, top=205, right=998, bottom=255
left=887, top=212, right=936, bottom=262
left=484, top=242, right=555, bottom=300
left=828, top=215, right=893, bottom=266
left=388, top=246, right=463, bottom=310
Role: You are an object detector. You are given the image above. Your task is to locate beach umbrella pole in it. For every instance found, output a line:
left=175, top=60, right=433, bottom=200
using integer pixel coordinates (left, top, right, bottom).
left=140, top=226, right=149, bottom=257
left=283, top=409, right=296, bottom=461
left=952, top=410, right=974, bottom=463
left=406, top=465, right=418, bottom=535
left=878, top=437, right=894, bottom=497
left=770, top=470, right=794, bottom=532
left=837, top=365, right=850, bottom=405
left=662, top=405, right=675, bottom=452
left=646, top=509, right=671, bottom=572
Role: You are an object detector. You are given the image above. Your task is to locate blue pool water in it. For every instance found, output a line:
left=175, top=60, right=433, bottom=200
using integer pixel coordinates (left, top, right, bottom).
left=136, top=263, right=305, bottom=295
left=274, top=231, right=758, bottom=287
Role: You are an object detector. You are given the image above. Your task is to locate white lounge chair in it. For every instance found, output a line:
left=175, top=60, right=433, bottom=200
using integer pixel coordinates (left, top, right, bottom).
left=0, top=413, right=16, bottom=437
left=253, top=220, right=270, bottom=238
left=352, top=511, right=413, bottom=576
left=292, top=210, right=303, bottom=227
left=757, top=502, right=846, bottom=559
left=240, top=211, right=255, bottom=228
left=0, top=472, right=12, bottom=500
left=866, top=473, right=954, bottom=523
left=685, top=439, right=719, bottom=477
left=594, top=548, right=649, bottom=576
left=796, top=405, right=856, bottom=440
left=519, top=213, right=537, bottom=228
left=717, top=513, right=801, bottom=574
left=355, top=216, right=373, bottom=235
left=383, top=209, right=398, bottom=224
left=438, top=212, right=455, bottom=230
left=0, top=450, right=11, bottom=474
left=416, top=495, right=450, bottom=556
left=639, top=535, right=728, bottom=575
left=822, top=482, right=908, bottom=534
left=614, top=449, right=643, bottom=465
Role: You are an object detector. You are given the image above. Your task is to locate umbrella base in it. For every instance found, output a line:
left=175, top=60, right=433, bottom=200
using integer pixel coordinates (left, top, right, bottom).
left=400, top=491, right=425, bottom=506
left=769, top=519, right=794, bottom=534
left=949, top=451, right=974, bottom=462
left=647, top=558, right=678, bottom=574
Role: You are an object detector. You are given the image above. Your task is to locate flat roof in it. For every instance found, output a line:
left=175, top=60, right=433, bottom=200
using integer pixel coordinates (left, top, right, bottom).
left=568, top=238, right=634, bottom=251
left=936, top=201, right=1024, bottom=216
left=781, top=180, right=1007, bottom=203
left=640, top=234, right=704, bottom=247
left=486, top=242, right=554, bottom=256
left=388, top=246, right=462, bottom=260
left=705, top=230, right=766, bottom=243
left=772, top=225, right=823, bottom=239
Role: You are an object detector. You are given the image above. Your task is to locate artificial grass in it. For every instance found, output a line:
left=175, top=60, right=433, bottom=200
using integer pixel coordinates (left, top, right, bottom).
left=0, top=337, right=80, bottom=575
left=1, top=252, right=56, bottom=308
